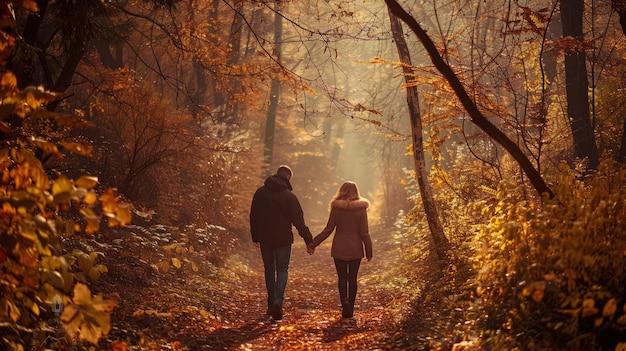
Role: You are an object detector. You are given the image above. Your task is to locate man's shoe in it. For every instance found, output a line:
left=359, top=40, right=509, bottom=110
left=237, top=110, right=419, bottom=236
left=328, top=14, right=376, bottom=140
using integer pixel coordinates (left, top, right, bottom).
left=271, top=302, right=283, bottom=321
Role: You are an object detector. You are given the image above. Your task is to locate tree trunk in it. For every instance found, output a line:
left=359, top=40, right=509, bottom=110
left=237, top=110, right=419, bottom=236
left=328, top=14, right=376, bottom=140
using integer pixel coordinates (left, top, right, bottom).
left=226, top=1, right=245, bottom=125
left=621, top=114, right=626, bottom=163
left=616, top=2, right=626, bottom=163
left=384, top=0, right=554, bottom=199
left=560, top=0, right=599, bottom=170
left=263, top=1, right=282, bottom=172
left=388, top=10, right=449, bottom=260
left=52, top=38, right=86, bottom=93
left=14, top=0, right=49, bottom=88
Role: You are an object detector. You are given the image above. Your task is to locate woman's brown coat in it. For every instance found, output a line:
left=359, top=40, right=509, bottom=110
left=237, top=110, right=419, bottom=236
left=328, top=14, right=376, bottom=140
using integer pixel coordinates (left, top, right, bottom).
left=309, top=199, right=372, bottom=261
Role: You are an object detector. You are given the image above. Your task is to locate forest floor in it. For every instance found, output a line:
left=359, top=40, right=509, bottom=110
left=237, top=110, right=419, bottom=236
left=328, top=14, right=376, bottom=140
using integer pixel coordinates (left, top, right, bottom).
left=82, top=224, right=479, bottom=350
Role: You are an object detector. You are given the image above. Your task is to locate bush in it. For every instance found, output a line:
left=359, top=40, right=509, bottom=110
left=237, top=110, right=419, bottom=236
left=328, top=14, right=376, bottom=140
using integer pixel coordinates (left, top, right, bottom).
left=1, top=11, right=132, bottom=347
left=474, top=161, right=626, bottom=350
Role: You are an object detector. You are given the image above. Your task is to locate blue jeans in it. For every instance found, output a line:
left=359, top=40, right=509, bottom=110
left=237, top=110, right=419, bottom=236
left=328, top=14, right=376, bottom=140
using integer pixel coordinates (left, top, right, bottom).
left=260, top=244, right=292, bottom=308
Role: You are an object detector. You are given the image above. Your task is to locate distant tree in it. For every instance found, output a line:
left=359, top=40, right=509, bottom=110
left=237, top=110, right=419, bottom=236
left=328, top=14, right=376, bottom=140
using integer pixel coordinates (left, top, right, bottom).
left=263, top=1, right=282, bottom=172
left=560, top=0, right=600, bottom=170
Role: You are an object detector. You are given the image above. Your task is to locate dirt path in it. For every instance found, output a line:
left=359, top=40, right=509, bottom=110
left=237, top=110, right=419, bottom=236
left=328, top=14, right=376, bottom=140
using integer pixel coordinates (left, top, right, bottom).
left=192, top=240, right=395, bottom=350
left=95, top=224, right=416, bottom=350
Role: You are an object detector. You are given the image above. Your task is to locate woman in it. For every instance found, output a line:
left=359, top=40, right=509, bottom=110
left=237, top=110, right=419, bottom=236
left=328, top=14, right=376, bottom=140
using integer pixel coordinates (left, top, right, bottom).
left=307, top=181, right=373, bottom=318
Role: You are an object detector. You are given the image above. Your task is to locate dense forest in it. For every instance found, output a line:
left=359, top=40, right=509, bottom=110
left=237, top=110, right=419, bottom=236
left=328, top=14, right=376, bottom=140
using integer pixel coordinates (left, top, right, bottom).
left=1, top=0, right=626, bottom=350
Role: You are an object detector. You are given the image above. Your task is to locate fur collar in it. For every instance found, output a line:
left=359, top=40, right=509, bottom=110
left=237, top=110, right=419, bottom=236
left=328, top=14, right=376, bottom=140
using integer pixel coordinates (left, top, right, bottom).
left=331, top=199, right=370, bottom=210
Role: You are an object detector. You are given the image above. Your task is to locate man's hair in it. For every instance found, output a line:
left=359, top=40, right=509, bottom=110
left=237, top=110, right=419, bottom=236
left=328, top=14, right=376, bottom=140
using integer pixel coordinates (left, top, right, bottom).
left=276, top=165, right=292, bottom=179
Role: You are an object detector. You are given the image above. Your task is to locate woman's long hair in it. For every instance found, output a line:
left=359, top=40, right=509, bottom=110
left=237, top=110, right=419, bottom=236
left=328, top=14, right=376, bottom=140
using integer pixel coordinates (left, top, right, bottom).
left=332, top=181, right=361, bottom=202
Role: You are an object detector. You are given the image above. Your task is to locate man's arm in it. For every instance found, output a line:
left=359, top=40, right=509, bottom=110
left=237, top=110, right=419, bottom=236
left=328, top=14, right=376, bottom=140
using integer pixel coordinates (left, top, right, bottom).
left=288, top=194, right=313, bottom=245
left=250, top=189, right=261, bottom=243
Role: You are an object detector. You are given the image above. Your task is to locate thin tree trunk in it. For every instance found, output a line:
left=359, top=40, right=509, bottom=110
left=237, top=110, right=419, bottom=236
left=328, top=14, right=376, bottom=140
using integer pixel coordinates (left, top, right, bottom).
left=561, top=0, right=599, bottom=170
left=263, top=1, right=282, bottom=172
left=615, top=2, right=626, bottom=163
left=15, top=0, right=49, bottom=88
left=388, top=10, right=449, bottom=260
left=228, top=1, right=244, bottom=66
left=225, top=0, right=245, bottom=125
left=384, top=0, right=554, bottom=199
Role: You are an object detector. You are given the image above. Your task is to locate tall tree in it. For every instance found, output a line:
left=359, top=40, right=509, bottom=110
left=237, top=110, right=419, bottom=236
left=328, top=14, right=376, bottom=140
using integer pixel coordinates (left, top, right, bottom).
left=388, top=10, right=449, bottom=260
left=561, top=0, right=600, bottom=170
left=263, top=1, right=283, bottom=171
left=613, top=0, right=626, bottom=155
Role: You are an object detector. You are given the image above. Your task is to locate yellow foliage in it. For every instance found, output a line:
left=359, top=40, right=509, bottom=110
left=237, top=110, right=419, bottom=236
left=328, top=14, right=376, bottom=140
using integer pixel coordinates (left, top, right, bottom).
left=0, top=10, right=130, bottom=348
left=602, top=298, right=617, bottom=317
left=60, top=141, right=93, bottom=156
left=61, top=283, right=115, bottom=345
left=471, top=160, right=626, bottom=348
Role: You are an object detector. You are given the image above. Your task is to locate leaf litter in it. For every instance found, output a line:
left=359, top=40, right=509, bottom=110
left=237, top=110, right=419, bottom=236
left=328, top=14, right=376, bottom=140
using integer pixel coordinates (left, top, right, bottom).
left=73, top=223, right=476, bottom=350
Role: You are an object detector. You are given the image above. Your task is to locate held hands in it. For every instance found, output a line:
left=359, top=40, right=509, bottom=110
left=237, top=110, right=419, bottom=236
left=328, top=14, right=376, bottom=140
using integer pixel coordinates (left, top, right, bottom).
left=306, top=245, right=315, bottom=255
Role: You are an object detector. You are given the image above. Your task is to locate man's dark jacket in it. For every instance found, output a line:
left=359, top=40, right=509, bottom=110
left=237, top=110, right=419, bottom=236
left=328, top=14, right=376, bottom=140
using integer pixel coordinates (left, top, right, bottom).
left=250, top=174, right=312, bottom=246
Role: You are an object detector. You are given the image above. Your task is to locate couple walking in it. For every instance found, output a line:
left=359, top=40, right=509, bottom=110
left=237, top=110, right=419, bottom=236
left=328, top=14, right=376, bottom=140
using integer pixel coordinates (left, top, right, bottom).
left=249, top=165, right=373, bottom=321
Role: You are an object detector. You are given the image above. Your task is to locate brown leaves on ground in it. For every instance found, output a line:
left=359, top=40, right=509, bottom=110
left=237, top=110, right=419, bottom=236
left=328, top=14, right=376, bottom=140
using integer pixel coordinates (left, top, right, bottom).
left=84, top=224, right=474, bottom=350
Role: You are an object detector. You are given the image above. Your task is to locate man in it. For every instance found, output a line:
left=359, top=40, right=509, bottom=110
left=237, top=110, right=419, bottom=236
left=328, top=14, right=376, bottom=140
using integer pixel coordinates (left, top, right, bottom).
left=250, top=165, right=312, bottom=321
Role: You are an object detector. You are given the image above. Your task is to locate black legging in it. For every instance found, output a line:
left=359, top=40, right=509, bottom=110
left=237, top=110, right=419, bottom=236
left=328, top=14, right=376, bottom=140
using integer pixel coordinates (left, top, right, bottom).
left=333, top=258, right=362, bottom=306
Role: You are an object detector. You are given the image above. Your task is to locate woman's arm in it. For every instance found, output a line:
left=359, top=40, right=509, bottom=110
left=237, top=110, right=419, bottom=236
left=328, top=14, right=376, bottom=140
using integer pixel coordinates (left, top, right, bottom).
left=308, top=208, right=337, bottom=248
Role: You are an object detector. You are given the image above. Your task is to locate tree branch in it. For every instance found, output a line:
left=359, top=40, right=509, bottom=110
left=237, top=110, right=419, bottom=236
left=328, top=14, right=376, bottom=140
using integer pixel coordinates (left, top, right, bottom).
left=384, top=0, right=554, bottom=199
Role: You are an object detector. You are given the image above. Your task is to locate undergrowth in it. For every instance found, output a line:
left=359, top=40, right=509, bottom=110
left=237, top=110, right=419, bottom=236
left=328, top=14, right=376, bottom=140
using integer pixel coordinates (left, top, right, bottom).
left=473, top=161, right=626, bottom=350
left=394, top=160, right=626, bottom=350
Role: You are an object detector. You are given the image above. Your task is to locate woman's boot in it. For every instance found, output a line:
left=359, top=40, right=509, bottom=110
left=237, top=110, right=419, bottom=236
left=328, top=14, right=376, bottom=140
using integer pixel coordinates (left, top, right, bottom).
left=341, top=298, right=353, bottom=318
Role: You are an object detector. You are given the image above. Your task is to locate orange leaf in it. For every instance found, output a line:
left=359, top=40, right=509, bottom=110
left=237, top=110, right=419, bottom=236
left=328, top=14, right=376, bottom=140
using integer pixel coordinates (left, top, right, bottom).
left=110, top=341, right=127, bottom=351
